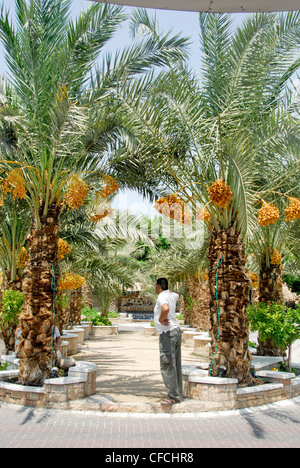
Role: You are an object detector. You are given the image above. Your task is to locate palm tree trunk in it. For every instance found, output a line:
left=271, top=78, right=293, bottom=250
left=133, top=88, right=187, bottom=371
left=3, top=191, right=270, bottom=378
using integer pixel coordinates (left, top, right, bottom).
left=82, top=282, right=93, bottom=309
left=183, top=277, right=210, bottom=332
left=18, top=203, right=60, bottom=386
left=61, top=290, right=71, bottom=331
left=54, top=288, right=64, bottom=334
left=257, top=262, right=283, bottom=356
left=69, top=287, right=83, bottom=325
left=208, top=225, right=253, bottom=385
left=259, top=263, right=283, bottom=304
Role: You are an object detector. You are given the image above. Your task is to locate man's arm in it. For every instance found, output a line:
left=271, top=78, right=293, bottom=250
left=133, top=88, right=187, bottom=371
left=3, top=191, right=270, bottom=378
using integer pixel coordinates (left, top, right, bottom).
left=159, top=303, right=170, bottom=326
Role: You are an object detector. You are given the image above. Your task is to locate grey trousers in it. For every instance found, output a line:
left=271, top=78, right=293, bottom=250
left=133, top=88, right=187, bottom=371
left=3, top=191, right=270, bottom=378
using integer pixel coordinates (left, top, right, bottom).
left=159, top=328, right=183, bottom=401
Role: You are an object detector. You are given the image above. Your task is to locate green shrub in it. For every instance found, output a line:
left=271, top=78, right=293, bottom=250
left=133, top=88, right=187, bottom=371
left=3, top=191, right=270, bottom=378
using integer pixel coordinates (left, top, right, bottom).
left=81, top=306, right=99, bottom=321
left=91, top=315, right=112, bottom=326
left=0, top=289, right=25, bottom=327
left=247, top=302, right=300, bottom=369
left=81, top=307, right=112, bottom=326
left=283, top=275, right=300, bottom=295
left=107, top=311, right=120, bottom=318
left=56, top=293, right=69, bottom=310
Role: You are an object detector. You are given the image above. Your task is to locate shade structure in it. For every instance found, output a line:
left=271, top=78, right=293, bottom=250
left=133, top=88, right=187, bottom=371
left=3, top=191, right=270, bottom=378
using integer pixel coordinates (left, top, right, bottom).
left=90, top=0, right=300, bottom=12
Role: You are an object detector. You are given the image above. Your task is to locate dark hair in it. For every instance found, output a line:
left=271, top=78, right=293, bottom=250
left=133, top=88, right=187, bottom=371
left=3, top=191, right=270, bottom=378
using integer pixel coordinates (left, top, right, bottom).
left=157, top=278, right=168, bottom=291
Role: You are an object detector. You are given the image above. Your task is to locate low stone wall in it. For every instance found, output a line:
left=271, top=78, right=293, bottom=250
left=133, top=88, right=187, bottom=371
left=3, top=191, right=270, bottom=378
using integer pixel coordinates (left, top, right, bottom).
left=292, top=376, right=300, bottom=397
left=182, top=365, right=300, bottom=412
left=256, top=370, right=295, bottom=398
left=0, top=361, right=97, bottom=409
left=1, top=325, right=300, bottom=414
left=182, top=331, right=204, bottom=347
left=60, top=341, right=69, bottom=358
left=91, top=325, right=118, bottom=337
left=0, top=321, right=97, bottom=409
left=188, top=375, right=238, bottom=411
left=237, top=384, right=283, bottom=409
left=144, top=326, right=158, bottom=336
left=45, top=362, right=97, bottom=409
left=193, top=336, right=212, bottom=357
left=79, top=323, right=92, bottom=339
left=69, top=327, right=85, bottom=344
left=62, top=332, right=79, bottom=355
left=0, top=375, right=46, bottom=408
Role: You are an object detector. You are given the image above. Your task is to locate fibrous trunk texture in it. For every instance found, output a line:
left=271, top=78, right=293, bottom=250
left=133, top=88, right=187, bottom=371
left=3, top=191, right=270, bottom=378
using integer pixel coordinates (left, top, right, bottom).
left=257, top=262, right=283, bottom=356
left=208, top=225, right=253, bottom=385
left=183, top=277, right=210, bottom=332
left=18, top=203, right=60, bottom=386
left=69, top=287, right=83, bottom=325
left=259, top=262, right=283, bottom=305
left=82, top=282, right=93, bottom=309
left=60, top=290, right=71, bottom=331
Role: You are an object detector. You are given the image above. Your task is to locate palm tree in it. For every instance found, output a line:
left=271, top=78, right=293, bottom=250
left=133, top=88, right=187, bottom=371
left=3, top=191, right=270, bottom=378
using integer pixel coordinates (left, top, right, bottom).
left=0, top=198, right=30, bottom=349
left=0, top=198, right=30, bottom=288
left=58, top=195, right=155, bottom=322
left=0, top=0, right=189, bottom=385
left=114, top=12, right=300, bottom=384
left=247, top=195, right=300, bottom=354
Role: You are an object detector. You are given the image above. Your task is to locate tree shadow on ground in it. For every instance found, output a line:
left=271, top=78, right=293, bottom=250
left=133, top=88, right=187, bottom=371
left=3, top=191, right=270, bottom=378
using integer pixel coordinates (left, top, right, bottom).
left=242, top=414, right=266, bottom=439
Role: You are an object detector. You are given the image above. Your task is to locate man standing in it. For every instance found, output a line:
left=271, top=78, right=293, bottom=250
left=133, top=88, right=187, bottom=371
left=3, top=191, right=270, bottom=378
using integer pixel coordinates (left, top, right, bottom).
left=154, top=278, right=183, bottom=405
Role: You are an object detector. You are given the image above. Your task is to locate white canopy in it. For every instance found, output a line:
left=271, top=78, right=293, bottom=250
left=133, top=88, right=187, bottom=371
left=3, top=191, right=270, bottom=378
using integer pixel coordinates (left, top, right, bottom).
left=91, top=0, right=300, bottom=12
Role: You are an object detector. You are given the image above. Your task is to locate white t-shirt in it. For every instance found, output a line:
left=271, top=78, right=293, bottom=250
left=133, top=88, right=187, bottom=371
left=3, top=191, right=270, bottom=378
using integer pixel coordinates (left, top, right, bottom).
left=154, top=290, right=180, bottom=334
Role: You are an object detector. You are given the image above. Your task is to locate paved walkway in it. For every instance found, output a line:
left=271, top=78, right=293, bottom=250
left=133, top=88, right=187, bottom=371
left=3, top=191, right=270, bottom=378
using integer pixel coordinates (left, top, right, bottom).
left=1, top=324, right=300, bottom=448
left=0, top=397, right=299, bottom=448
left=75, top=327, right=201, bottom=404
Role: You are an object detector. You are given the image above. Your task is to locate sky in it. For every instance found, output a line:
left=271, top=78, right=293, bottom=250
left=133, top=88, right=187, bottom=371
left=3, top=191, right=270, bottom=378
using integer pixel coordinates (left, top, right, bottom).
left=0, top=0, right=250, bottom=218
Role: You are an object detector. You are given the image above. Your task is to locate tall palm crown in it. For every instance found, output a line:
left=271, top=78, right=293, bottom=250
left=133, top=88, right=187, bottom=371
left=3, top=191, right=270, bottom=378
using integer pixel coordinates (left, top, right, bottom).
left=0, top=0, right=189, bottom=220
left=0, top=0, right=189, bottom=385
left=0, top=1, right=125, bottom=219
left=115, top=12, right=300, bottom=383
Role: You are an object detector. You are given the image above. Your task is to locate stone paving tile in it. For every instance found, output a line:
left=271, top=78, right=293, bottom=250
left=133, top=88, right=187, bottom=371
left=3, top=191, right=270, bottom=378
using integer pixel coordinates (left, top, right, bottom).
left=0, top=398, right=299, bottom=448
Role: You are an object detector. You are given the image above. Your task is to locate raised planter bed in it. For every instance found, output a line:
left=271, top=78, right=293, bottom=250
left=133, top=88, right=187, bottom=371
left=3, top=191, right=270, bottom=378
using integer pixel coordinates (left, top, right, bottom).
left=0, top=354, right=19, bottom=369
left=193, top=335, right=212, bottom=357
left=179, top=326, right=196, bottom=333
left=237, top=384, right=284, bottom=409
left=291, top=362, right=300, bottom=376
left=60, top=340, right=69, bottom=358
left=81, top=321, right=93, bottom=334
left=144, top=325, right=158, bottom=336
left=182, top=365, right=208, bottom=398
left=251, top=355, right=283, bottom=371
left=181, top=364, right=300, bottom=412
left=0, top=369, right=19, bottom=382
left=188, top=375, right=238, bottom=411
left=61, top=332, right=79, bottom=355
left=256, top=370, right=295, bottom=398
left=91, top=325, right=118, bottom=337
left=69, top=327, right=85, bottom=344
left=79, top=323, right=92, bottom=339
left=1, top=332, right=299, bottom=414
left=0, top=360, right=97, bottom=409
left=291, top=376, right=300, bottom=397
left=182, top=331, right=206, bottom=347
